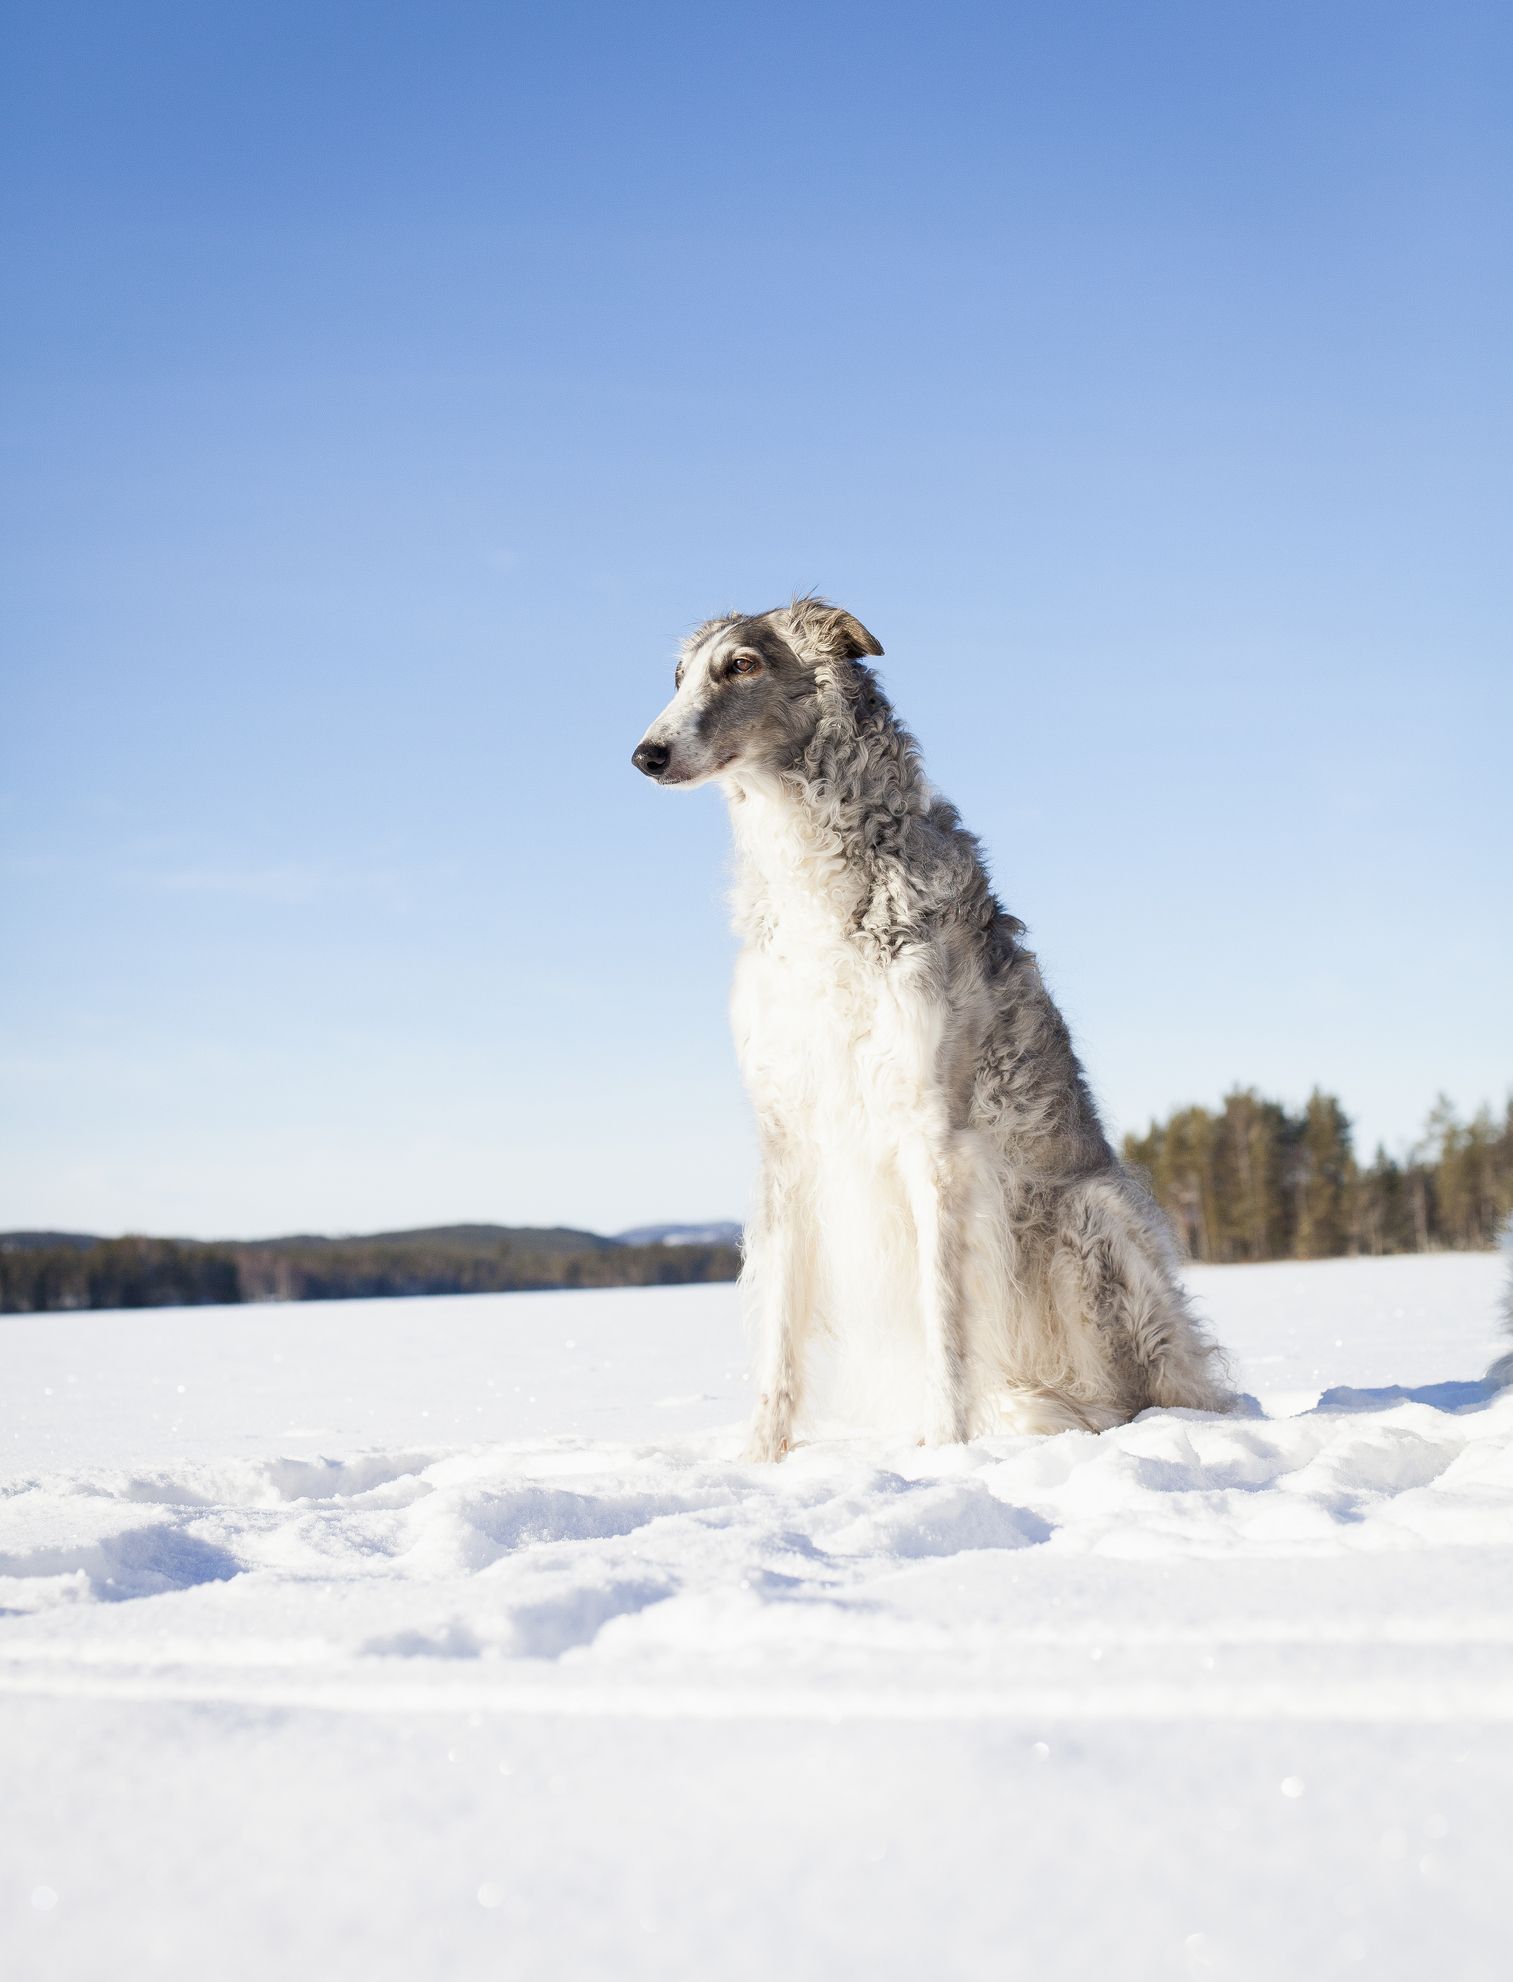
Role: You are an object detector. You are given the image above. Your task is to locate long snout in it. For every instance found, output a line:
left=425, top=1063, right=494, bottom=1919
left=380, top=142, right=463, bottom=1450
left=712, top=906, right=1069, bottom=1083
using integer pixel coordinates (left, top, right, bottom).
left=631, top=688, right=700, bottom=786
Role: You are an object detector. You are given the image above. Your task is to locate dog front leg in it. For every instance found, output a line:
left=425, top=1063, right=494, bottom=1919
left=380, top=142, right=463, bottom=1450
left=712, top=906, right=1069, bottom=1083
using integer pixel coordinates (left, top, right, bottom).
left=899, top=1134, right=970, bottom=1446
left=743, top=1137, right=816, bottom=1463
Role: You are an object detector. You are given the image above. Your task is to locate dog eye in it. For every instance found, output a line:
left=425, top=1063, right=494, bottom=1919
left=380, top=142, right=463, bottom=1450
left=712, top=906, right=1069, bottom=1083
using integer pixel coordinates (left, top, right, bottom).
left=730, top=656, right=761, bottom=676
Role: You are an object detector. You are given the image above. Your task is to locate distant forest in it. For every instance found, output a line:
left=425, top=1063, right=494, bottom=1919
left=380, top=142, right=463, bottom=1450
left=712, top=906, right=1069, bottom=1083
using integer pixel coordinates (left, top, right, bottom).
left=1124, top=1091, right=1512, bottom=1264
left=0, top=1224, right=741, bottom=1315
left=5, top=1090, right=1508, bottom=1313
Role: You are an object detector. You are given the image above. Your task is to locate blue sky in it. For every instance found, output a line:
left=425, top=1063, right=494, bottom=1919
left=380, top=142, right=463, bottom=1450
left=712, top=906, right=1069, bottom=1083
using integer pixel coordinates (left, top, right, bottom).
left=2, top=1, right=1509, bottom=1239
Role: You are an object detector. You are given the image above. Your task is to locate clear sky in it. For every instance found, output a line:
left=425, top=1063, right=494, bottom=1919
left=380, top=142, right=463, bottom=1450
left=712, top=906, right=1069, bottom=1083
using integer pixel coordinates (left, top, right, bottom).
left=2, top=1, right=1509, bottom=1240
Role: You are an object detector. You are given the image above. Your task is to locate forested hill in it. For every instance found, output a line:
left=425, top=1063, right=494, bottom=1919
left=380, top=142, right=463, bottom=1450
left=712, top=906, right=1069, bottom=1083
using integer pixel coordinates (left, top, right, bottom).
left=6, top=1088, right=1508, bottom=1313
left=0, top=1223, right=741, bottom=1314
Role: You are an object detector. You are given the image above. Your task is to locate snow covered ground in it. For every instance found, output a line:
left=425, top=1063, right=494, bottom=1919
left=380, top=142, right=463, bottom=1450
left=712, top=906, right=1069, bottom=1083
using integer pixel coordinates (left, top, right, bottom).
left=3, top=1252, right=1509, bottom=1981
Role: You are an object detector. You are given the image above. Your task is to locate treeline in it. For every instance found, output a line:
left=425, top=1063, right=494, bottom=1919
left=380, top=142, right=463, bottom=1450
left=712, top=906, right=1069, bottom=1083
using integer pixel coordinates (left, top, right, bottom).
left=8, top=1088, right=1509, bottom=1309
left=1124, top=1092, right=1513, bottom=1263
left=0, top=1225, right=742, bottom=1315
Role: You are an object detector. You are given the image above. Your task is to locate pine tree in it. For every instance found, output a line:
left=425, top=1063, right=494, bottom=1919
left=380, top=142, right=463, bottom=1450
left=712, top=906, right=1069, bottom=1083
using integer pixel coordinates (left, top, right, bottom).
left=1211, top=1089, right=1289, bottom=1261
left=1289, top=1090, right=1355, bottom=1258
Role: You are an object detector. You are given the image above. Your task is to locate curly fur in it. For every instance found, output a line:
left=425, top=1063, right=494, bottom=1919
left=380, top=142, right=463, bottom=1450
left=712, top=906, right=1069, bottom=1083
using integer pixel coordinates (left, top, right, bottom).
left=633, top=597, right=1233, bottom=1457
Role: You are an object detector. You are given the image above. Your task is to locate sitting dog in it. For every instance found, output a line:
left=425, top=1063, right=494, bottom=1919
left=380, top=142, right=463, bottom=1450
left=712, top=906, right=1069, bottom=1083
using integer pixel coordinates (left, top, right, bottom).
left=633, top=598, right=1231, bottom=1459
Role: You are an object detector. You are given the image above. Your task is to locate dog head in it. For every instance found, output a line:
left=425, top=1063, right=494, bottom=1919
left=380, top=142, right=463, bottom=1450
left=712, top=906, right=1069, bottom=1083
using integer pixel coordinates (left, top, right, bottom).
left=631, top=598, right=883, bottom=788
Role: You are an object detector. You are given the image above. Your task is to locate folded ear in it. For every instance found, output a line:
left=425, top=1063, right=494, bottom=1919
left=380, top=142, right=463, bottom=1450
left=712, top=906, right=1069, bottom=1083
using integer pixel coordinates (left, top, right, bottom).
left=780, top=597, right=884, bottom=665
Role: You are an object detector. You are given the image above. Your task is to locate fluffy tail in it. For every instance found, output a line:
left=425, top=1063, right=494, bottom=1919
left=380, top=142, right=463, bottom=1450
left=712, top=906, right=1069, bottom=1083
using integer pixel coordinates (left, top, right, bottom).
left=1050, top=1173, right=1236, bottom=1419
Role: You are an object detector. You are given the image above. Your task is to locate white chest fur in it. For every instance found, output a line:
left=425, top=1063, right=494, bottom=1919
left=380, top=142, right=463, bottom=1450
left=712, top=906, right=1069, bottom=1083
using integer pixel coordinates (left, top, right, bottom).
left=726, top=785, right=939, bottom=1139
left=724, top=784, right=949, bottom=1424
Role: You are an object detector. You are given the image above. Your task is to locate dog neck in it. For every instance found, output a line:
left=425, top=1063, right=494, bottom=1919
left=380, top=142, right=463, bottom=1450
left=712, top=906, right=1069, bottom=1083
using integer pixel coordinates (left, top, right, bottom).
left=723, top=670, right=930, bottom=946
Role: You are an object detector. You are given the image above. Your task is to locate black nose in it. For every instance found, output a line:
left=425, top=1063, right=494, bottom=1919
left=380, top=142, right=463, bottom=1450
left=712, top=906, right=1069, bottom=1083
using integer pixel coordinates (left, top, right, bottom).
left=632, top=740, right=670, bottom=778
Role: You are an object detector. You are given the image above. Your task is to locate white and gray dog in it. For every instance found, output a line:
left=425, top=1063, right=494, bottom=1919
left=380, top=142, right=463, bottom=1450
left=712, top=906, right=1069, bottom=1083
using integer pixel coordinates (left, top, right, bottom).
left=634, top=597, right=1231, bottom=1460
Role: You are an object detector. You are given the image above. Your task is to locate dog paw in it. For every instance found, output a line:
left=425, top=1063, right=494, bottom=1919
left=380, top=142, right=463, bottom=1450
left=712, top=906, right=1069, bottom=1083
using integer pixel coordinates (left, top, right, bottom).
left=744, top=1432, right=789, bottom=1464
left=744, top=1395, right=792, bottom=1464
left=917, top=1409, right=969, bottom=1449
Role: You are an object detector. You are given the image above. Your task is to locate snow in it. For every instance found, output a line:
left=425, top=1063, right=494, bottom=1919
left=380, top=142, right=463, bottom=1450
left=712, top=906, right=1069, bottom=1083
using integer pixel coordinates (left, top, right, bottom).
left=2, top=1252, right=1510, bottom=1981
left=615, top=1221, right=743, bottom=1247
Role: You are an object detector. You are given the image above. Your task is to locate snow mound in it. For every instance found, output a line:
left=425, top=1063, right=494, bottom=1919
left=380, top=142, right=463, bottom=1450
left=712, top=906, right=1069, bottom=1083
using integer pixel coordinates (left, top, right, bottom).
left=2, top=1254, right=1509, bottom=1982
left=3, top=1377, right=1509, bottom=1693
